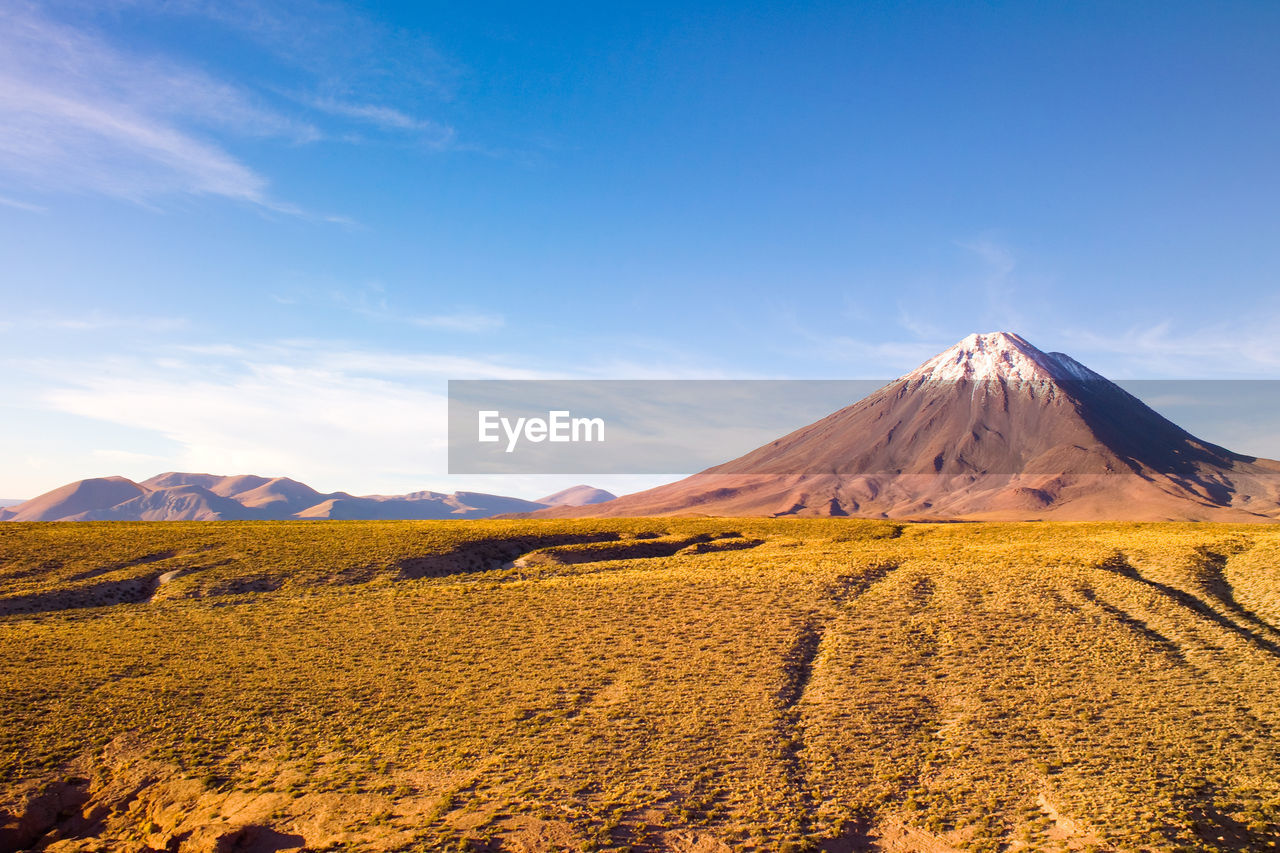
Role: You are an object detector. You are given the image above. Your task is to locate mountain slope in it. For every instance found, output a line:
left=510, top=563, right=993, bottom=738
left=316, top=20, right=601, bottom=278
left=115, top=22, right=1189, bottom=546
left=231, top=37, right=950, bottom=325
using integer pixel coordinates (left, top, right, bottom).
left=63, top=485, right=257, bottom=521
left=536, top=485, right=618, bottom=507
left=550, top=332, right=1280, bottom=521
left=228, top=478, right=329, bottom=514
left=4, top=477, right=148, bottom=523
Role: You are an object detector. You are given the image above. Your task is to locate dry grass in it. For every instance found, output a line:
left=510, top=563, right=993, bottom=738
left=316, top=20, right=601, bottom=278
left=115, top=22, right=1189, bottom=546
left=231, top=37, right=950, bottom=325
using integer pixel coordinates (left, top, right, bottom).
left=1, top=519, right=1279, bottom=851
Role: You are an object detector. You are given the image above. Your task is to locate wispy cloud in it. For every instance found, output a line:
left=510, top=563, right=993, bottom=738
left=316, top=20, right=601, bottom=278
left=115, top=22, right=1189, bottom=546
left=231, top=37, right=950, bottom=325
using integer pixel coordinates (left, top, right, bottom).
left=0, top=194, right=47, bottom=213
left=121, top=0, right=457, bottom=98
left=0, top=1, right=455, bottom=212
left=0, top=2, right=300, bottom=207
left=309, top=97, right=455, bottom=145
left=1060, top=319, right=1280, bottom=378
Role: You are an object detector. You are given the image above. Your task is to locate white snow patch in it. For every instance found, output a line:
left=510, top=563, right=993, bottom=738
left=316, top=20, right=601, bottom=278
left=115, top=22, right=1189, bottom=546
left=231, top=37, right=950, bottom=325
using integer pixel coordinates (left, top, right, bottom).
left=903, top=332, right=1107, bottom=384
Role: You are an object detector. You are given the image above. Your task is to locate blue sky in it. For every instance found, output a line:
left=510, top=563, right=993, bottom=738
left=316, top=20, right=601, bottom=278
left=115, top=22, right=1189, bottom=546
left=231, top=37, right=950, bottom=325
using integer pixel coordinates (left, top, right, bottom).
left=2, top=0, right=1280, bottom=498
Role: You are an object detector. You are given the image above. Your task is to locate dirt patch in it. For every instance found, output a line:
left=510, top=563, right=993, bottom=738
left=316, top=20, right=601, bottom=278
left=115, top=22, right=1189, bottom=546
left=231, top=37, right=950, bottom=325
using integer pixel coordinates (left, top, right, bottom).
left=1034, top=794, right=1107, bottom=849
left=660, top=827, right=734, bottom=852
left=870, top=818, right=967, bottom=853
left=487, top=815, right=581, bottom=853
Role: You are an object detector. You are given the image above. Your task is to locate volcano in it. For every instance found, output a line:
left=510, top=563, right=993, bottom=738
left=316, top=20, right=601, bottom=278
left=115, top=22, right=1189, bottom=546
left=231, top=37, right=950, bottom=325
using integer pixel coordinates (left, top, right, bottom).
left=550, top=332, right=1280, bottom=521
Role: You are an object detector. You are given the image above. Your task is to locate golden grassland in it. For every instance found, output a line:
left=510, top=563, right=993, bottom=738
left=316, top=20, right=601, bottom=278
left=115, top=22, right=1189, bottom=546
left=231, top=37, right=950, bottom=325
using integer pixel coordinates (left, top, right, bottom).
left=2, top=519, right=1280, bottom=852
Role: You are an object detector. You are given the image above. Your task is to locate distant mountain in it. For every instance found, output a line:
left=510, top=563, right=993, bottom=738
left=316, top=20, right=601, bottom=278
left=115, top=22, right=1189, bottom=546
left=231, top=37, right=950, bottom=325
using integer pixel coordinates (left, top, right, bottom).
left=0, top=473, right=597, bottom=522
left=536, top=485, right=618, bottom=507
left=2, top=477, right=147, bottom=523
left=546, top=332, right=1280, bottom=522
left=0, top=499, right=24, bottom=507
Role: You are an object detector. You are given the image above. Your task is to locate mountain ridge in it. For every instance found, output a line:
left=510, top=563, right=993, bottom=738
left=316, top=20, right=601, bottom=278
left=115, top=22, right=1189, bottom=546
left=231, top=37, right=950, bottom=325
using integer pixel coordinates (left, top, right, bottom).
left=0, top=475, right=614, bottom=522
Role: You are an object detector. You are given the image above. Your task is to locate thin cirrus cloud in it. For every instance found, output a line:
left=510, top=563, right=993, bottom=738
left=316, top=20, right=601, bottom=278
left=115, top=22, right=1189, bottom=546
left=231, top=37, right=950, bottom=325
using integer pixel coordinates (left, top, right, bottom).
left=0, top=194, right=48, bottom=213
left=308, top=97, right=455, bottom=146
left=1059, top=320, right=1280, bottom=378
left=0, top=2, right=287, bottom=206
left=128, top=0, right=457, bottom=96
left=0, top=1, right=454, bottom=212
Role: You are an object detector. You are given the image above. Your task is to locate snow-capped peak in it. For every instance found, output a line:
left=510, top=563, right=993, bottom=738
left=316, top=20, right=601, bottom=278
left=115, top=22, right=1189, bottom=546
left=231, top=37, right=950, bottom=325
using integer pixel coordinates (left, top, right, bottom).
left=903, top=332, right=1105, bottom=383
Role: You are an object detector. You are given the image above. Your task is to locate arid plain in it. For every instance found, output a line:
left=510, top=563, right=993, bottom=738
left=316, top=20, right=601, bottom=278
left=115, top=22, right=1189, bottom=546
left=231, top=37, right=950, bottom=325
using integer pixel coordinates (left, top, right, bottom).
left=3, top=518, right=1280, bottom=852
